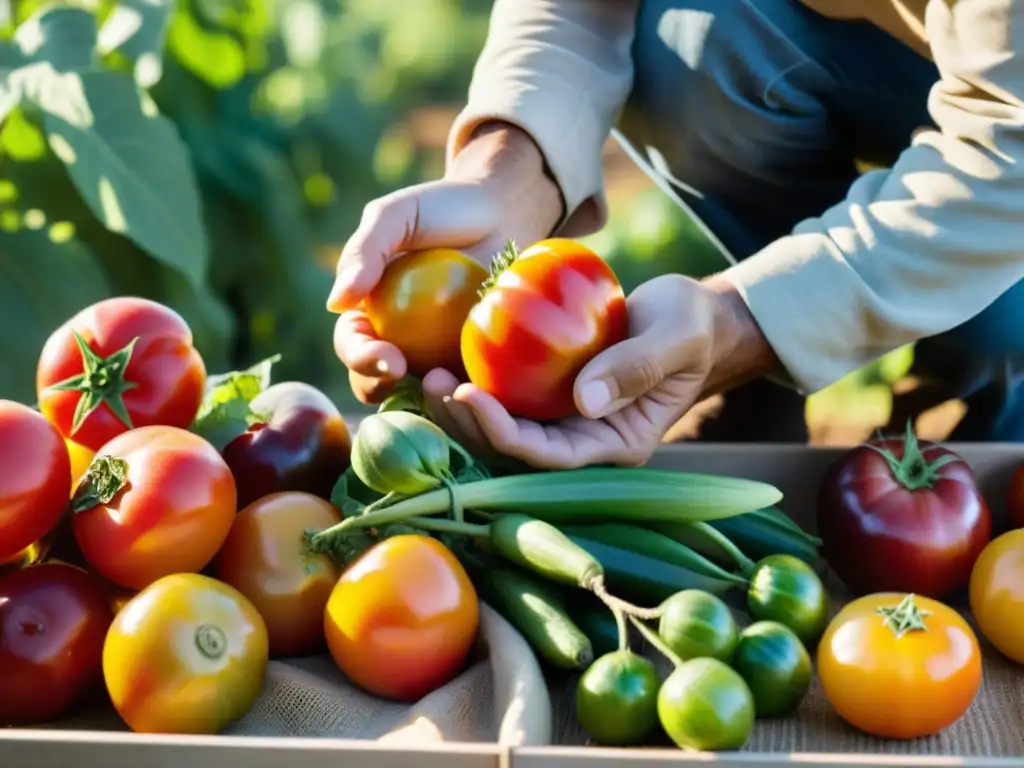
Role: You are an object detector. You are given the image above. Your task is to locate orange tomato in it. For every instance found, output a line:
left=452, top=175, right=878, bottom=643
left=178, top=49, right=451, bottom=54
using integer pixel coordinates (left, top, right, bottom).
left=460, top=238, right=628, bottom=421
left=65, top=438, right=95, bottom=493
left=817, top=592, right=981, bottom=739
left=71, top=426, right=237, bottom=590
left=969, top=529, right=1024, bottom=663
left=103, top=573, right=268, bottom=734
left=324, top=534, right=479, bottom=701
left=216, top=492, right=341, bottom=657
left=364, top=248, right=488, bottom=377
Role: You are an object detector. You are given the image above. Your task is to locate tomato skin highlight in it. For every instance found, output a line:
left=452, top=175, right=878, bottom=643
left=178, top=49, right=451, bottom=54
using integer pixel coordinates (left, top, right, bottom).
left=324, top=534, right=479, bottom=701
left=817, top=434, right=990, bottom=599
left=0, top=562, right=113, bottom=725
left=72, top=426, right=237, bottom=590
left=969, top=529, right=1024, bottom=664
left=216, top=492, right=341, bottom=657
left=817, top=593, right=981, bottom=740
left=37, top=297, right=207, bottom=452
left=103, top=573, right=269, bottom=734
left=222, top=382, right=352, bottom=509
left=461, top=239, right=628, bottom=421
left=365, top=248, right=488, bottom=378
left=0, top=401, right=71, bottom=565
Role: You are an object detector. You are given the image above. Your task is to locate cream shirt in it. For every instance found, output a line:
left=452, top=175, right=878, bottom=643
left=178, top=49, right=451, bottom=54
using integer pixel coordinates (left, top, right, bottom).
left=445, top=0, right=1024, bottom=393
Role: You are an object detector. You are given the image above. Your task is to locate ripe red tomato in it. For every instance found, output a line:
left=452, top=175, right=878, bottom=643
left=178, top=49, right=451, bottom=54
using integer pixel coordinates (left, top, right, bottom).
left=0, top=401, right=71, bottom=566
left=817, top=424, right=990, bottom=599
left=324, top=535, right=479, bottom=701
left=365, top=248, right=489, bottom=378
left=461, top=238, right=628, bottom=421
left=0, top=562, right=113, bottom=725
left=37, top=297, right=207, bottom=452
left=216, top=492, right=341, bottom=657
left=72, top=425, right=237, bottom=590
left=221, top=382, right=351, bottom=509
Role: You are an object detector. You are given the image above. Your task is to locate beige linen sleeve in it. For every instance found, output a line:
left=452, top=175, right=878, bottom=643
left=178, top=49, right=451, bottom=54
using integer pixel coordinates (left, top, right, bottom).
left=446, top=0, right=639, bottom=237
left=722, top=0, right=1024, bottom=394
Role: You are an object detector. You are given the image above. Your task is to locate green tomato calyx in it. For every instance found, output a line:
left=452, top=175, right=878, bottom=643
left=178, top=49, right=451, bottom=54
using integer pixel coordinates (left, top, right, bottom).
left=866, top=420, right=959, bottom=491
left=47, top=330, right=141, bottom=435
left=71, top=455, right=129, bottom=513
left=478, top=238, right=520, bottom=299
left=876, top=593, right=932, bottom=639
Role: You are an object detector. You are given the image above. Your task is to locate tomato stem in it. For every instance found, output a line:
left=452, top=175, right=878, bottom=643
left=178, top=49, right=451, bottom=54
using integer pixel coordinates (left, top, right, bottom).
left=71, top=455, right=129, bottom=513
left=628, top=615, right=684, bottom=669
left=612, top=605, right=630, bottom=653
left=592, top=579, right=663, bottom=621
left=478, top=238, right=520, bottom=298
left=876, top=593, right=932, bottom=639
left=46, top=331, right=141, bottom=435
left=194, top=624, right=228, bottom=659
left=865, top=420, right=959, bottom=491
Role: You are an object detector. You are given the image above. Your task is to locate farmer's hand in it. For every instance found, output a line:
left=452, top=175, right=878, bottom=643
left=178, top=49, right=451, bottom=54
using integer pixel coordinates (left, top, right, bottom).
left=424, top=275, right=777, bottom=468
left=328, top=122, right=564, bottom=404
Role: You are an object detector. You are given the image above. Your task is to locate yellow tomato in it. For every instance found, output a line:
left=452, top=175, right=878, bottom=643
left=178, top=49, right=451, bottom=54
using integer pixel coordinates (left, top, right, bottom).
left=103, top=573, right=269, bottom=734
left=65, top=438, right=95, bottom=494
left=817, top=593, right=981, bottom=740
left=364, top=248, right=488, bottom=377
left=970, top=529, right=1024, bottom=663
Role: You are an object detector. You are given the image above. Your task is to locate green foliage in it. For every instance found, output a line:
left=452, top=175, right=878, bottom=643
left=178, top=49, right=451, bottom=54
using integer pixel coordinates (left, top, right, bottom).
left=0, top=0, right=493, bottom=409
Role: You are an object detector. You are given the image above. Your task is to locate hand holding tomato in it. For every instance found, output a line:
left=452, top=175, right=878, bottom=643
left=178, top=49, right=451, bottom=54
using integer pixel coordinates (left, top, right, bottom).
left=427, top=273, right=730, bottom=469
left=327, top=123, right=563, bottom=405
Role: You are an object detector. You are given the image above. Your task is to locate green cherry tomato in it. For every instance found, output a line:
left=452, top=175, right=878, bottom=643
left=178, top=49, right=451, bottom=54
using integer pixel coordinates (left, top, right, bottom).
left=658, top=590, right=739, bottom=663
left=747, top=554, right=829, bottom=646
left=658, top=657, right=755, bottom=751
left=731, top=621, right=812, bottom=718
left=576, top=651, right=660, bottom=745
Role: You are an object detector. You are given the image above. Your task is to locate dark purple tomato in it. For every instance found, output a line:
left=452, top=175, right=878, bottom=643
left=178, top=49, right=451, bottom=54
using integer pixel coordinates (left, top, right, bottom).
left=222, top=382, right=351, bottom=508
left=817, top=424, right=990, bottom=599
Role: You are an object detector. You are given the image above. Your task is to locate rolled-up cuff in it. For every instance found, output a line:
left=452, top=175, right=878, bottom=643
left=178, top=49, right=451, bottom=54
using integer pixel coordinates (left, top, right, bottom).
left=720, top=234, right=890, bottom=394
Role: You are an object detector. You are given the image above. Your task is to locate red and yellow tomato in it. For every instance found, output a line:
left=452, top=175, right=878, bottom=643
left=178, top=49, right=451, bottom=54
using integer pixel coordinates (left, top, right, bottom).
left=365, top=248, right=488, bottom=378
left=72, top=425, right=237, bottom=590
left=216, top=492, right=341, bottom=657
left=37, top=296, right=206, bottom=451
left=817, top=592, right=981, bottom=739
left=66, top=438, right=95, bottom=493
left=324, top=535, right=479, bottom=701
left=0, top=562, right=113, bottom=725
left=0, top=400, right=70, bottom=566
left=103, top=573, right=268, bottom=734
left=461, top=239, right=628, bottom=421
left=969, top=529, right=1024, bottom=664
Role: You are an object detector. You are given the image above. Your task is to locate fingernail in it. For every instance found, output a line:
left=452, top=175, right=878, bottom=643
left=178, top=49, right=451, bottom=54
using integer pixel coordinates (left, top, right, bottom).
left=578, top=380, right=612, bottom=417
left=376, top=359, right=390, bottom=375
left=442, top=396, right=453, bottom=404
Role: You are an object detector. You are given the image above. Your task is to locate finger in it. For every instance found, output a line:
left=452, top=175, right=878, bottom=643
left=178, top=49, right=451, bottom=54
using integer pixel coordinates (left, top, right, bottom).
left=423, top=369, right=492, bottom=456
left=327, top=195, right=418, bottom=312
left=333, top=311, right=406, bottom=380
left=452, top=385, right=587, bottom=469
left=348, top=369, right=395, bottom=405
left=573, top=335, right=669, bottom=419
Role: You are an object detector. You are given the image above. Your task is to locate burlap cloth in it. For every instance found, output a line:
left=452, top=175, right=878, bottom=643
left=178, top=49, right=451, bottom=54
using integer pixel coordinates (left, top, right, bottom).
left=51, top=578, right=1024, bottom=756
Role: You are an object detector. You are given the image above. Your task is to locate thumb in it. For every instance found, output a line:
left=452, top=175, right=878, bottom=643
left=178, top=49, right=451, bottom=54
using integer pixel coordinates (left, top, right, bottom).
left=573, top=330, right=690, bottom=419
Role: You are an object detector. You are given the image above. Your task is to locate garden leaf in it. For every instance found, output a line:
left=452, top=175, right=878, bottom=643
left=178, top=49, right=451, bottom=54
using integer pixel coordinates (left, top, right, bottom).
left=15, top=6, right=97, bottom=71
left=190, top=355, right=280, bottom=451
left=28, top=67, right=208, bottom=285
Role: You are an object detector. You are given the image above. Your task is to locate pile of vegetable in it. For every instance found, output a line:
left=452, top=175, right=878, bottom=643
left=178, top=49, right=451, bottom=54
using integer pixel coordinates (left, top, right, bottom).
left=2, top=238, right=1024, bottom=752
